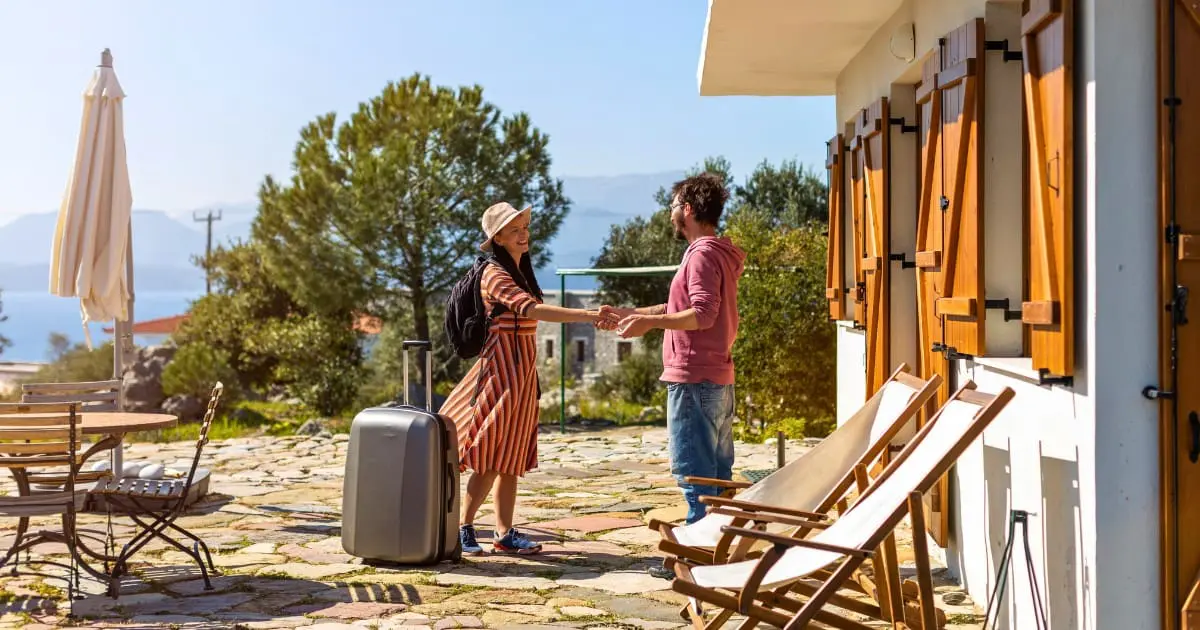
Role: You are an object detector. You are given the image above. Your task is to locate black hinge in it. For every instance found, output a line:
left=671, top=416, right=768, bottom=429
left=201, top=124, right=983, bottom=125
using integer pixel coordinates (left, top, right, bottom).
left=939, top=196, right=950, bottom=212
left=890, top=253, right=916, bottom=270
left=1165, top=96, right=1183, bottom=107
left=931, top=343, right=973, bottom=361
left=888, top=117, right=918, bottom=134
left=1143, top=386, right=1176, bottom=400
left=984, top=298, right=1024, bottom=322
left=984, top=39, right=1023, bottom=63
left=1038, top=369, right=1073, bottom=388
left=1167, top=223, right=1181, bottom=244
left=1170, top=285, right=1190, bottom=326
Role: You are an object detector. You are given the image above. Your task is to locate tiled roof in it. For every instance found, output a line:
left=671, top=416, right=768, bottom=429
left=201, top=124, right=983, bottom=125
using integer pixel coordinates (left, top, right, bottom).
left=101, top=314, right=190, bottom=335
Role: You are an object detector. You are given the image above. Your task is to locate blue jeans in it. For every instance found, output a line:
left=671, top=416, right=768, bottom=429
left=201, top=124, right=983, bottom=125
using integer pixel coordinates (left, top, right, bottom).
left=667, top=381, right=735, bottom=524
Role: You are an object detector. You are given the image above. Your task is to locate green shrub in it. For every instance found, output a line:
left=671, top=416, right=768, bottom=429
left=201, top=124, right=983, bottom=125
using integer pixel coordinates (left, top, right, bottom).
left=162, top=342, right=240, bottom=401
left=29, top=338, right=114, bottom=385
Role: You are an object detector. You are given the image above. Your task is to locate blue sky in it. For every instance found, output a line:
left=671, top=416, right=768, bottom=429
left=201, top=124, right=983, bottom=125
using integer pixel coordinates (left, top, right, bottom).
left=0, top=0, right=835, bottom=222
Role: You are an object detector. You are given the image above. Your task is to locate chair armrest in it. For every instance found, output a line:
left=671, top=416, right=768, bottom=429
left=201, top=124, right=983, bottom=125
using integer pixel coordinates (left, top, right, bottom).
left=699, top=495, right=830, bottom=521
left=684, top=476, right=752, bottom=490
left=719, top=525, right=871, bottom=558
left=710, top=506, right=830, bottom=530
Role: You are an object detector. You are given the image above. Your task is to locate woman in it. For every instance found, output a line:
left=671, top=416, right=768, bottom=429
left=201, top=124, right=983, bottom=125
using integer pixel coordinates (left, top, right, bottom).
left=440, top=201, right=611, bottom=556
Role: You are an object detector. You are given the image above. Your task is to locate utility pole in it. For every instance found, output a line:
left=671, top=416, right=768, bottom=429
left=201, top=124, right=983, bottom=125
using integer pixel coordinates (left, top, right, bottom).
left=193, top=209, right=223, bottom=294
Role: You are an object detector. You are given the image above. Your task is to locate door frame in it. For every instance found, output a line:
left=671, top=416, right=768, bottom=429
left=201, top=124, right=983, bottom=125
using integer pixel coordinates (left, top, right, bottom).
left=1158, top=1, right=1197, bottom=628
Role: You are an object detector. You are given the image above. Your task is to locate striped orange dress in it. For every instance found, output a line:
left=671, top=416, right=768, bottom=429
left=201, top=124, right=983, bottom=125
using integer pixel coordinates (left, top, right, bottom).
left=441, top=264, right=542, bottom=477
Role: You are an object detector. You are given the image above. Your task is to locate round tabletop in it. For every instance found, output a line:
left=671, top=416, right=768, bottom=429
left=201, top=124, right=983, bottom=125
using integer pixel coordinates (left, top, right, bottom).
left=77, top=412, right=178, bottom=435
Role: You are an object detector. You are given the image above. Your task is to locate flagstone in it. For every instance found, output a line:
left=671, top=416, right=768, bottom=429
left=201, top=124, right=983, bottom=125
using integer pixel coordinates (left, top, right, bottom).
left=434, top=569, right=558, bottom=591
left=597, top=525, right=663, bottom=546
left=258, top=562, right=364, bottom=580
left=307, top=602, right=409, bottom=619
left=555, top=571, right=670, bottom=595
left=530, top=516, right=643, bottom=533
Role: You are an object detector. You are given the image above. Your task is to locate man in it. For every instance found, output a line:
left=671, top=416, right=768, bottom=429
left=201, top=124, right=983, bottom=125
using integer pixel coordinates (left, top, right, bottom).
left=601, top=173, right=746, bottom=577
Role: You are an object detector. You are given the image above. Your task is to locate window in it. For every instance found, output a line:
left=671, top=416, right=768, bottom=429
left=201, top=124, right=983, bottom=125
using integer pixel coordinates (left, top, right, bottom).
left=617, top=341, right=633, bottom=363
left=544, top=338, right=554, bottom=359
left=574, top=340, right=586, bottom=363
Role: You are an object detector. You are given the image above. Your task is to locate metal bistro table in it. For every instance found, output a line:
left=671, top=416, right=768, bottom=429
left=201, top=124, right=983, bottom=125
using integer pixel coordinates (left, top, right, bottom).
left=5, top=411, right=179, bottom=580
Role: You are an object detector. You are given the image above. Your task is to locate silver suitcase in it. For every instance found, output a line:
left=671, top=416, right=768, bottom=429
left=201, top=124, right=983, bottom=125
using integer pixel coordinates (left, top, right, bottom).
left=342, top=340, right=462, bottom=564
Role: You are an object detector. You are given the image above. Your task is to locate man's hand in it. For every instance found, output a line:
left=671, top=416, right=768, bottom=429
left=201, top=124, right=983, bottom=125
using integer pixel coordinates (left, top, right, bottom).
left=616, top=314, right=654, bottom=339
left=593, top=307, right=621, bottom=331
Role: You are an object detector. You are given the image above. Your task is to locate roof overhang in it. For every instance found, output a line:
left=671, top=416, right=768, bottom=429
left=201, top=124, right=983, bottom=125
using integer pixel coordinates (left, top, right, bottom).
left=698, top=0, right=905, bottom=96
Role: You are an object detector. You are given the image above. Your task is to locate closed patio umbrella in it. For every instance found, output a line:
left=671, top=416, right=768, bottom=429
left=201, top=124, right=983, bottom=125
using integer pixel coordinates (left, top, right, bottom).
left=49, top=47, right=135, bottom=378
left=49, top=49, right=136, bottom=470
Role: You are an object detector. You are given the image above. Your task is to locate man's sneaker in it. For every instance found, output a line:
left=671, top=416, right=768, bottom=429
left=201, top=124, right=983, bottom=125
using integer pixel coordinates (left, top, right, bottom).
left=459, top=524, right=484, bottom=556
left=493, top=528, right=542, bottom=555
left=648, top=563, right=675, bottom=580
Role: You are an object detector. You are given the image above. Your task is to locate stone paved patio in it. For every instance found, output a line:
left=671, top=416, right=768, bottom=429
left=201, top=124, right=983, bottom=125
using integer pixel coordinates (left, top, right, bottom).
left=0, top=425, right=986, bottom=628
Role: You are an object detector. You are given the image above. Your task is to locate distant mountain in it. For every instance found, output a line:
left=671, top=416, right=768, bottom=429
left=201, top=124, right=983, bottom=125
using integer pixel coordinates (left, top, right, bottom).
left=0, top=262, right=204, bottom=292
left=0, top=171, right=683, bottom=294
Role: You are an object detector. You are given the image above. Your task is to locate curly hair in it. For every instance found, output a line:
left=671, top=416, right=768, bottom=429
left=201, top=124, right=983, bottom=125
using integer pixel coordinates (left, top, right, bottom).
left=671, top=172, right=731, bottom=227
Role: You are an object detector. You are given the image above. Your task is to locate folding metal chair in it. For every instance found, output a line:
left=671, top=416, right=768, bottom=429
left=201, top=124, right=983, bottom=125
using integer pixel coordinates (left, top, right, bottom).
left=91, top=382, right=223, bottom=598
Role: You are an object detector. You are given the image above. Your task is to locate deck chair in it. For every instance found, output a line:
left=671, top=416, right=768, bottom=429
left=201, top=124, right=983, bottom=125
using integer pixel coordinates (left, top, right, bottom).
left=669, top=382, right=1014, bottom=630
left=652, top=364, right=942, bottom=567
left=92, top=382, right=224, bottom=598
left=0, top=401, right=105, bottom=613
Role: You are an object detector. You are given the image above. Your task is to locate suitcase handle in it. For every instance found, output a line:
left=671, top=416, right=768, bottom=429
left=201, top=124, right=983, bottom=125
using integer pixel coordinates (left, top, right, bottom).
left=445, top=462, right=456, bottom=512
left=401, top=340, right=434, bottom=411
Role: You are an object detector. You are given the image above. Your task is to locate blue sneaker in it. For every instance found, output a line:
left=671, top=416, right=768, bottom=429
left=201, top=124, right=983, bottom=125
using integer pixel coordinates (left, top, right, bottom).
left=459, top=524, right=484, bottom=556
left=493, top=528, right=542, bottom=555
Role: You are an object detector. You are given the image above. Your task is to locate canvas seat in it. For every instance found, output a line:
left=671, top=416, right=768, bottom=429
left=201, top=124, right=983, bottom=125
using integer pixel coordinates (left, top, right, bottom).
left=652, top=363, right=942, bottom=566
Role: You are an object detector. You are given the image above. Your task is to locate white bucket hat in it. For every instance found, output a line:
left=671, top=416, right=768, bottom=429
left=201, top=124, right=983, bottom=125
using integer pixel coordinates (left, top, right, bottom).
left=479, top=201, right=532, bottom=251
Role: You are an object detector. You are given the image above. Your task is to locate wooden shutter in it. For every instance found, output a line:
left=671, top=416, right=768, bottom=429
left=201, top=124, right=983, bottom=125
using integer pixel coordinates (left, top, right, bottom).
left=850, top=133, right=867, bottom=328
left=915, top=49, right=953, bottom=548
left=934, top=19, right=987, bottom=358
left=858, top=99, right=891, bottom=397
left=916, top=49, right=950, bottom=406
left=1022, top=0, right=1075, bottom=378
left=825, top=134, right=847, bottom=321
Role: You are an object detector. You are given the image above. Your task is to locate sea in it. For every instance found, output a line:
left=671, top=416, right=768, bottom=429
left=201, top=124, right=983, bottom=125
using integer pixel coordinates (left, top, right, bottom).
left=0, top=291, right=200, bottom=363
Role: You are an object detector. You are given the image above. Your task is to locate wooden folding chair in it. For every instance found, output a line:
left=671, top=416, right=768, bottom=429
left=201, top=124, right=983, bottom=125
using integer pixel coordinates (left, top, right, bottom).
left=20, top=380, right=120, bottom=486
left=92, top=382, right=223, bottom=598
left=0, top=401, right=107, bottom=613
left=652, top=364, right=941, bottom=568
left=19, top=380, right=123, bottom=568
left=669, top=382, right=1015, bottom=630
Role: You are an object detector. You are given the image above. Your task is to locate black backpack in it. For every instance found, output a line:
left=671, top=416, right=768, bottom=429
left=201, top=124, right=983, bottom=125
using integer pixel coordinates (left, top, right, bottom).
left=444, top=256, right=508, bottom=359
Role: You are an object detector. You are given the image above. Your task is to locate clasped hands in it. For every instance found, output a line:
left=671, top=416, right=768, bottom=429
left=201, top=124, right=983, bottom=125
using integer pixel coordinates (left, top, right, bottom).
left=586, top=305, right=653, bottom=339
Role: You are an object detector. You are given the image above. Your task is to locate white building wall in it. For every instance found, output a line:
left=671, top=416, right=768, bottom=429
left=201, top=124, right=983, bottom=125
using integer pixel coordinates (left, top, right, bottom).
left=835, top=325, right=866, bottom=427
left=829, top=0, right=1160, bottom=628
left=1083, top=0, right=1160, bottom=626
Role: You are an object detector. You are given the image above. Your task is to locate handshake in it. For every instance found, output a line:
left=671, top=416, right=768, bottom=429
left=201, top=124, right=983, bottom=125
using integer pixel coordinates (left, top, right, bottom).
left=585, top=305, right=653, bottom=339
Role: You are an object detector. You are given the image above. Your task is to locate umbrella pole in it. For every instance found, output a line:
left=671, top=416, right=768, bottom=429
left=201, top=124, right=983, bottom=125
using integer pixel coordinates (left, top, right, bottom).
left=110, top=222, right=134, bottom=475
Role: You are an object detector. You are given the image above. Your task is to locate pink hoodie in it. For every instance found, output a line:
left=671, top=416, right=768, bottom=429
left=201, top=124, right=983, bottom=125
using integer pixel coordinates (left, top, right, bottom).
left=660, top=236, right=747, bottom=385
